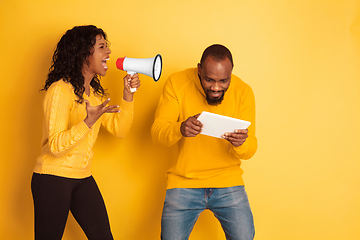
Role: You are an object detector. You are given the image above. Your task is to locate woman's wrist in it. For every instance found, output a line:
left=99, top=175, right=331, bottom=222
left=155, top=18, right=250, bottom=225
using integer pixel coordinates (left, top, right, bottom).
left=84, top=117, right=95, bottom=128
left=123, top=90, right=134, bottom=102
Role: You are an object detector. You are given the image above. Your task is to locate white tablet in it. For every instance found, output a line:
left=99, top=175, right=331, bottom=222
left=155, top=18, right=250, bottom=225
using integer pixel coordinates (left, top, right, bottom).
left=197, top=111, right=251, bottom=139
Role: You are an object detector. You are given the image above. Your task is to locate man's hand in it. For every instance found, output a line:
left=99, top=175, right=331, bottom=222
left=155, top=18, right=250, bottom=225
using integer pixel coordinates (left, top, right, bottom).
left=84, top=98, right=120, bottom=128
left=222, top=129, right=248, bottom=147
left=180, top=114, right=203, bottom=137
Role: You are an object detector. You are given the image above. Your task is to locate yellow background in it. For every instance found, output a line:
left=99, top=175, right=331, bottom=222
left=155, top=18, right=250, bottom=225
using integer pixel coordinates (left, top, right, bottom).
left=1, top=0, right=359, bottom=239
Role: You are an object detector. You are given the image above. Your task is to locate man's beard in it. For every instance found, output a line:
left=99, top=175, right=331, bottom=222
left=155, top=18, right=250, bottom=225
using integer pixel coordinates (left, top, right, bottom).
left=205, top=90, right=226, bottom=106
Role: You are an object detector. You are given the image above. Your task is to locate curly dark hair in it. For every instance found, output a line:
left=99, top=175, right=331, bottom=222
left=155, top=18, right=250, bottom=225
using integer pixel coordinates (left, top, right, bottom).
left=42, top=25, right=109, bottom=103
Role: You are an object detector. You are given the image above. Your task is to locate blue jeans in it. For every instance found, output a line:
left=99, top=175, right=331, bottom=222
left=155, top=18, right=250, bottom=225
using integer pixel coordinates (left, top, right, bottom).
left=161, top=186, right=254, bottom=240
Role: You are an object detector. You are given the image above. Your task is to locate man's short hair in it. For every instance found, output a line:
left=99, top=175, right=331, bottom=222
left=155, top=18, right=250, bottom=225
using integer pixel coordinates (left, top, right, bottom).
left=200, top=44, right=234, bottom=68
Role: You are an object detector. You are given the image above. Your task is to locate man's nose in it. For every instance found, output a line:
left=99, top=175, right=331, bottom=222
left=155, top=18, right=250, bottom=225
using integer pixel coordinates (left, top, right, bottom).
left=211, top=82, right=221, bottom=91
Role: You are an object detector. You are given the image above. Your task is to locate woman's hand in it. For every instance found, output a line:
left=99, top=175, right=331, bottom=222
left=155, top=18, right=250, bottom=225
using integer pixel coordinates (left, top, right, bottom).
left=84, top=98, right=120, bottom=128
left=123, top=73, right=141, bottom=102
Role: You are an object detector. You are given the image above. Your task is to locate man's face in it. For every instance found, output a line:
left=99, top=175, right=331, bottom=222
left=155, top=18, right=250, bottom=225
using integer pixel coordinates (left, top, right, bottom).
left=198, top=56, right=232, bottom=105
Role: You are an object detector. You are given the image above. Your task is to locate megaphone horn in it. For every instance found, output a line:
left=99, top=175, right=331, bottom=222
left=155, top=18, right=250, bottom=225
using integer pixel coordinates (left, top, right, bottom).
left=116, top=54, right=162, bottom=92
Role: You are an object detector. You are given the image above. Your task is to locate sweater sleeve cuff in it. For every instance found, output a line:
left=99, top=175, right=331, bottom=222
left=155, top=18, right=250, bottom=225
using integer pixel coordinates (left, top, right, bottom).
left=79, top=120, right=91, bottom=133
left=173, top=121, right=183, bottom=139
left=229, top=138, right=257, bottom=160
left=120, top=98, right=134, bottom=112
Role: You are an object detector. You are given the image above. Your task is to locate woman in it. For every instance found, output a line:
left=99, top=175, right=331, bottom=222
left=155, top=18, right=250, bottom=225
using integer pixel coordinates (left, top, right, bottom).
left=31, top=25, right=140, bottom=240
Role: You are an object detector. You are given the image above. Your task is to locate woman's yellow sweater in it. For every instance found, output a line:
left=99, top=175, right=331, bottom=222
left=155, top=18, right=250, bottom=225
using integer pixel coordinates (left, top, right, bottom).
left=33, top=80, right=134, bottom=179
left=151, top=68, right=257, bottom=189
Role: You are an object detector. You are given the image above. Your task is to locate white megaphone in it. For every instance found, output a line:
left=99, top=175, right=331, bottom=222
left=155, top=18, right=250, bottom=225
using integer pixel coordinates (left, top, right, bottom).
left=116, top=54, right=162, bottom=92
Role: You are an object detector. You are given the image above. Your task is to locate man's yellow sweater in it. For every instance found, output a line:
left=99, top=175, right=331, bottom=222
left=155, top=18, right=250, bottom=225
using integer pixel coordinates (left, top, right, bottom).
left=151, top=68, right=257, bottom=189
left=33, top=80, right=134, bottom=179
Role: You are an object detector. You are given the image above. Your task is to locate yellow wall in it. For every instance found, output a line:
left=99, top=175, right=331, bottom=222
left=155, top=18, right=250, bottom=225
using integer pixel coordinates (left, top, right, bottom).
left=1, top=0, right=359, bottom=239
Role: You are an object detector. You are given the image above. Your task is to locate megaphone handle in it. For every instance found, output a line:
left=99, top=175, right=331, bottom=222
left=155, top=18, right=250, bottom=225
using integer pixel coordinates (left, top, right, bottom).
left=126, top=71, right=137, bottom=92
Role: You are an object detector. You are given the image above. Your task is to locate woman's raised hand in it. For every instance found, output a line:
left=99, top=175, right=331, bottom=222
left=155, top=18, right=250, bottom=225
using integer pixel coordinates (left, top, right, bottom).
left=84, top=98, right=120, bottom=128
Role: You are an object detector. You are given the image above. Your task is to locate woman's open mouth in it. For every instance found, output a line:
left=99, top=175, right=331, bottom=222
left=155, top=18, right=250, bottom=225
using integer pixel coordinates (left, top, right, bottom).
left=102, top=58, right=109, bottom=70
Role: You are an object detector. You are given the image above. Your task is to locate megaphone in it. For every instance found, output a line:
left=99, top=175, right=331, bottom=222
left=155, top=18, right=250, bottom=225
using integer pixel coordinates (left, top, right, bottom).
left=116, top=54, right=162, bottom=92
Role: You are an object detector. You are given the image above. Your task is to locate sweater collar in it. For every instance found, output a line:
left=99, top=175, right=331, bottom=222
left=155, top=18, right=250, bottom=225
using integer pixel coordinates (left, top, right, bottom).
left=83, top=88, right=94, bottom=100
left=193, top=67, right=206, bottom=97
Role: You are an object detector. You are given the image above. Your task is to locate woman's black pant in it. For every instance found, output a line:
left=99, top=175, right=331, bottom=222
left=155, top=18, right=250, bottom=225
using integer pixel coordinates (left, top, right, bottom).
left=31, top=173, right=114, bottom=240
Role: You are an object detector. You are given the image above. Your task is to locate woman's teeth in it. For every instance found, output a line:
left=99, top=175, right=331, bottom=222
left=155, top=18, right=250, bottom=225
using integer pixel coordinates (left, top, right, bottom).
left=102, top=58, right=109, bottom=69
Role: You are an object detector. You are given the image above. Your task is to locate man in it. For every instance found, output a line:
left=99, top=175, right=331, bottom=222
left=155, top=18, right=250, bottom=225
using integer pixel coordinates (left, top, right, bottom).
left=151, top=44, right=257, bottom=240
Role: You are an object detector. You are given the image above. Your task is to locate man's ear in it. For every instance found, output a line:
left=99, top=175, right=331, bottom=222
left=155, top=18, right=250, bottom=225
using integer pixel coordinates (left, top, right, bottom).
left=197, top=63, right=201, bottom=76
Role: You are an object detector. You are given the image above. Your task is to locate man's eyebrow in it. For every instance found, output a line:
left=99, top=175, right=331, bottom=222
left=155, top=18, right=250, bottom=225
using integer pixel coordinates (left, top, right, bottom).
left=205, top=76, right=230, bottom=81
